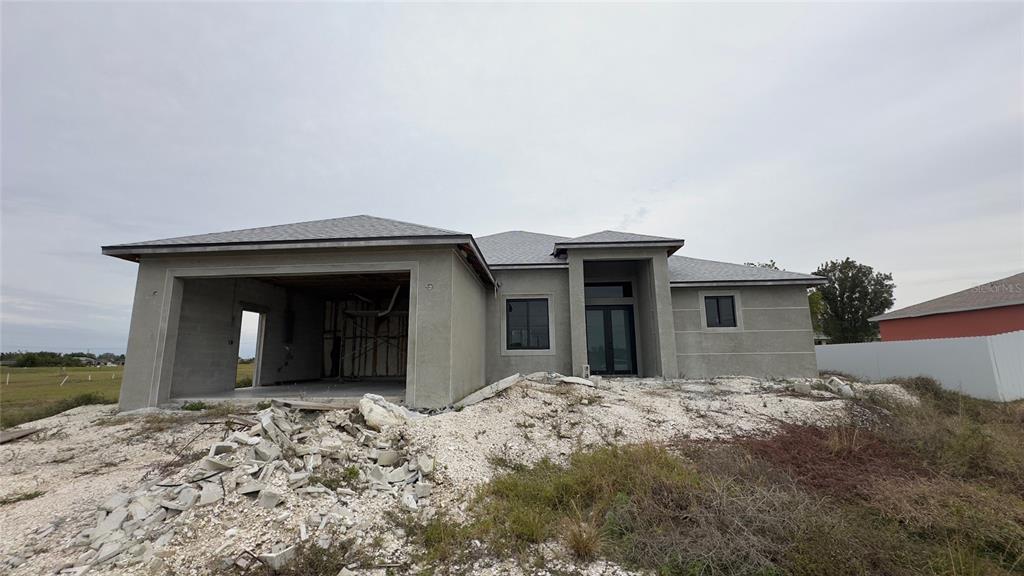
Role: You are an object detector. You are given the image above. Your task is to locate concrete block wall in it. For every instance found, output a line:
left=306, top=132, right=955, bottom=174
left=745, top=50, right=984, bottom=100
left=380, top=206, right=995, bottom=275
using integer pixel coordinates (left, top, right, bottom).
left=170, top=277, right=324, bottom=397
left=672, top=285, right=817, bottom=379
left=170, top=278, right=241, bottom=397
left=118, top=246, right=488, bottom=410
left=484, top=268, right=573, bottom=383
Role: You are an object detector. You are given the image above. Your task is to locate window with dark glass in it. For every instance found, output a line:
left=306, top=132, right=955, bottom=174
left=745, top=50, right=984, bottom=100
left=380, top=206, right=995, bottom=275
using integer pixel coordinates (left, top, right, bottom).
left=584, top=282, right=633, bottom=299
left=705, top=295, right=737, bottom=328
left=506, top=299, right=550, bottom=350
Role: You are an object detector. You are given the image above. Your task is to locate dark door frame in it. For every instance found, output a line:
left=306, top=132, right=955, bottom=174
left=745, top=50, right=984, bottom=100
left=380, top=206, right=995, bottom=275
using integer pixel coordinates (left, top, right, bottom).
left=585, top=304, right=638, bottom=376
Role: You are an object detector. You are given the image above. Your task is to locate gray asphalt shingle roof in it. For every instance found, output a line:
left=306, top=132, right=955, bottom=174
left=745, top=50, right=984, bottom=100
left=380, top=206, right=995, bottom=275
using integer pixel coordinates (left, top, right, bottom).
left=475, top=231, right=569, bottom=266
left=557, top=230, right=683, bottom=245
left=105, top=216, right=823, bottom=285
left=108, top=215, right=465, bottom=248
left=667, top=256, right=824, bottom=285
left=871, top=272, right=1024, bottom=321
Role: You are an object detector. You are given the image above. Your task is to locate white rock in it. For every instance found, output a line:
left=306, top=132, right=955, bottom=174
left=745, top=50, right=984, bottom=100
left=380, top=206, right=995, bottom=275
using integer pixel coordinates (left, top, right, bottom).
left=558, top=376, right=596, bottom=388
left=358, top=394, right=420, bottom=431
left=454, top=373, right=522, bottom=408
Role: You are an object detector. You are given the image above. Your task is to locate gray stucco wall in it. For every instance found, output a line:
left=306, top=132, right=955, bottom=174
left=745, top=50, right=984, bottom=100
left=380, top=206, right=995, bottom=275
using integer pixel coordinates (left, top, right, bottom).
left=118, top=246, right=483, bottom=410
left=567, top=248, right=677, bottom=378
left=484, top=268, right=573, bottom=383
left=449, top=253, right=488, bottom=403
left=672, top=284, right=817, bottom=378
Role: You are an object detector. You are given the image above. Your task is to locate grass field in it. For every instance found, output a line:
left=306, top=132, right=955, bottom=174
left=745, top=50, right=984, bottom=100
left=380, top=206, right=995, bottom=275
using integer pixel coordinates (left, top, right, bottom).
left=0, top=363, right=257, bottom=429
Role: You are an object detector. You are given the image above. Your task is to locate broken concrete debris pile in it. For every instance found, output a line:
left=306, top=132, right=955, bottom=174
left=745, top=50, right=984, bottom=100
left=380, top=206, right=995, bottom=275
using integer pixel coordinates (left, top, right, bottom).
left=5, top=373, right=919, bottom=575
left=56, top=396, right=435, bottom=574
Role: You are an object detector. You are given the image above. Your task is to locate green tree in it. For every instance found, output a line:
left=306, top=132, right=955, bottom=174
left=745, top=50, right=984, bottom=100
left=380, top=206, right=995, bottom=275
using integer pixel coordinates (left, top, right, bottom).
left=807, top=290, right=824, bottom=334
left=744, top=260, right=779, bottom=270
left=812, top=258, right=895, bottom=343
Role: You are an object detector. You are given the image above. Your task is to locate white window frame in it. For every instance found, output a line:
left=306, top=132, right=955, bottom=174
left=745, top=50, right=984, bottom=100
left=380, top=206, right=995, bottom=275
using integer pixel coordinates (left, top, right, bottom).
left=500, top=293, right=556, bottom=356
left=698, top=290, right=743, bottom=332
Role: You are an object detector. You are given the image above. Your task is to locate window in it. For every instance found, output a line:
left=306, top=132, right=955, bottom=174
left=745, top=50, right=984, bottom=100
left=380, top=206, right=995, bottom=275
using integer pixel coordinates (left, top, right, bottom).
left=585, top=282, right=632, bottom=299
left=705, top=295, right=737, bottom=328
left=506, top=298, right=550, bottom=350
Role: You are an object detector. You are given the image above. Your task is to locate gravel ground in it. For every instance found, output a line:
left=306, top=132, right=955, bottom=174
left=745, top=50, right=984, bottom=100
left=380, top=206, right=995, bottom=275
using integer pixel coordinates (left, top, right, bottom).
left=0, top=375, right=907, bottom=576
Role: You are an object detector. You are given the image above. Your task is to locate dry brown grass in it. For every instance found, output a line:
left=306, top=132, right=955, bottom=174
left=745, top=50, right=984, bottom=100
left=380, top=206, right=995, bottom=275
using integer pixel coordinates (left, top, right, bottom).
left=402, top=377, right=1024, bottom=575
left=738, top=424, right=922, bottom=498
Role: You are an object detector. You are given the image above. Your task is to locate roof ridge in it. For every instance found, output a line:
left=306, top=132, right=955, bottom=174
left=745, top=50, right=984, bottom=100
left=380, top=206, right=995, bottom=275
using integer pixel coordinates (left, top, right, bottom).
left=358, top=214, right=465, bottom=236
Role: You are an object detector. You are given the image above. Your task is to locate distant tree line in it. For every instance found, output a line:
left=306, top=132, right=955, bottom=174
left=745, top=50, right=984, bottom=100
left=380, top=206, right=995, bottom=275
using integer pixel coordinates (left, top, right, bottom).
left=0, top=351, right=126, bottom=367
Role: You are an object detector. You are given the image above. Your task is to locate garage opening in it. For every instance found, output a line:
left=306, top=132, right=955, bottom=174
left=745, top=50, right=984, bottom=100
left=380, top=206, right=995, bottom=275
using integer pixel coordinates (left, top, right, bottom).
left=168, top=271, right=411, bottom=405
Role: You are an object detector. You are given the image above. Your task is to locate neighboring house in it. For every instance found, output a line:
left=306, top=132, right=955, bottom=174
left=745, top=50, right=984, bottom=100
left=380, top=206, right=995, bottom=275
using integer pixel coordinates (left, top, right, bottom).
left=870, top=272, right=1024, bottom=341
left=103, top=215, right=825, bottom=410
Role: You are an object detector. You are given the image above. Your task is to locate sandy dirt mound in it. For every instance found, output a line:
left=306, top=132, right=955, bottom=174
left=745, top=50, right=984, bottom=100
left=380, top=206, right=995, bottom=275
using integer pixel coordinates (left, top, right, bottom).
left=0, top=375, right=904, bottom=575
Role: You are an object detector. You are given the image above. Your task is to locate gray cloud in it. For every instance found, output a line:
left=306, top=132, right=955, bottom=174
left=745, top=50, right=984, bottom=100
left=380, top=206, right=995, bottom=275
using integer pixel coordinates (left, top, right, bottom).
left=2, top=2, right=1021, bottom=352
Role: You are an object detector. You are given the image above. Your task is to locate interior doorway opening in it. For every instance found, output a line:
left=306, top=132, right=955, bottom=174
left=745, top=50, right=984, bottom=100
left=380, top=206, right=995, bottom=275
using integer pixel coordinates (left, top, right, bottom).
left=236, top=309, right=265, bottom=388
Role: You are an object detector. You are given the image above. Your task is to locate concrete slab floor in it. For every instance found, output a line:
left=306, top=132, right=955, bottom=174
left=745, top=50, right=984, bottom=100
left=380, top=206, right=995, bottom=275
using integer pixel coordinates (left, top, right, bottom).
left=168, top=379, right=405, bottom=408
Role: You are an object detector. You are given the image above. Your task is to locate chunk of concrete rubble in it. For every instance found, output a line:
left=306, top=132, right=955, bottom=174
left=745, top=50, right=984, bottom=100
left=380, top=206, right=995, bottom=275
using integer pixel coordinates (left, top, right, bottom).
left=160, top=487, right=199, bottom=511
left=93, top=507, right=128, bottom=540
left=198, top=482, right=224, bottom=506
left=793, top=381, right=813, bottom=395
left=208, top=442, right=237, bottom=457
left=417, top=455, right=435, bottom=476
left=99, top=493, right=130, bottom=512
left=376, top=449, right=400, bottom=466
left=229, top=431, right=262, bottom=445
left=95, top=540, right=124, bottom=563
left=254, top=440, right=282, bottom=462
left=825, top=377, right=844, bottom=393
left=454, top=373, right=521, bottom=408
left=401, top=493, right=418, bottom=510
left=288, top=472, right=310, bottom=488
left=387, top=466, right=411, bottom=484
left=257, top=489, right=284, bottom=509
left=366, top=465, right=387, bottom=483
left=414, top=482, right=433, bottom=498
left=236, top=481, right=265, bottom=495
left=558, top=376, right=597, bottom=388
left=358, top=394, right=422, bottom=430
left=127, top=496, right=160, bottom=521
left=838, top=384, right=856, bottom=399
left=257, top=544, right=296, bottom=572
left=199, top=456, right=236, bottom=471
left=154, top=529, right=175, bottom=548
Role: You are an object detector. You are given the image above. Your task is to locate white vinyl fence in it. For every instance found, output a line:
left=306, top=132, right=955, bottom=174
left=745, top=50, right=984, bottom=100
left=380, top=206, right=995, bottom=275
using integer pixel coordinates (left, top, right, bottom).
left=815, top=330, right=1024, bottom=402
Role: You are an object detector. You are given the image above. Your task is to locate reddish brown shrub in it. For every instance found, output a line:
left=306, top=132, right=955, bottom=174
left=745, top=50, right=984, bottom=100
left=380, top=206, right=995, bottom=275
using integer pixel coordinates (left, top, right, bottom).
left=738, top=424, right=924, bottom=498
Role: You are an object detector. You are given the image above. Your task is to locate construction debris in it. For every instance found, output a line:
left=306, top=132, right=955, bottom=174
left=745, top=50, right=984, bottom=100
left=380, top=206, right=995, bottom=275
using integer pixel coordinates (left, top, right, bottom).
left=0, top=376, right=918, bottom=575
left=454, top=372, right=522, bottom=408
left=0, top=427, right=42, bottom=444
left=11, top=397, right=442, bottom=574
left=358, top=393, right=422, bottom=430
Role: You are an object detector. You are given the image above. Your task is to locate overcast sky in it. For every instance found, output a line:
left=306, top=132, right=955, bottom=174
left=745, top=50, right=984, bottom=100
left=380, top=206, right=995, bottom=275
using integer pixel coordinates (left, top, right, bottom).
left=2, top=2, right=1022, bottom=355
